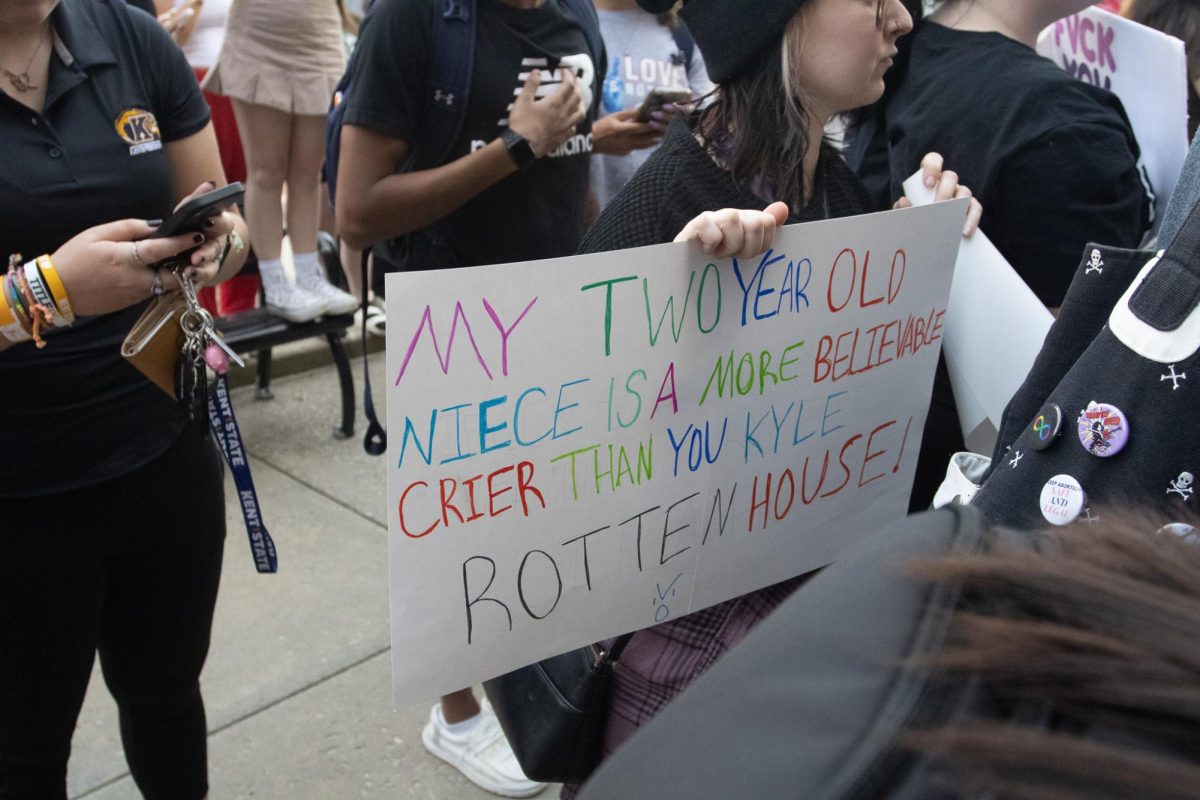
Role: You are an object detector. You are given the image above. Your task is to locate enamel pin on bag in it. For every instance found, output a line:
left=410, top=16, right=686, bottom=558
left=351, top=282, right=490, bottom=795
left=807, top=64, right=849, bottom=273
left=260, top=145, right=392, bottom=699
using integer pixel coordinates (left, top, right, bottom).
left=971, top=199, right=1200, bottom=530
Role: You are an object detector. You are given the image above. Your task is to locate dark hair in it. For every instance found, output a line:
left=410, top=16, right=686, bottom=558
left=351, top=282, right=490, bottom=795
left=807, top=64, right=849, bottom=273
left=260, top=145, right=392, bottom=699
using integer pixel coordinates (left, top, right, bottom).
left=906, top=511, right=1200, bottom=799
left=1125, top=0, right=1200, bottom=138
left=697, top=34, right=811, bottom=209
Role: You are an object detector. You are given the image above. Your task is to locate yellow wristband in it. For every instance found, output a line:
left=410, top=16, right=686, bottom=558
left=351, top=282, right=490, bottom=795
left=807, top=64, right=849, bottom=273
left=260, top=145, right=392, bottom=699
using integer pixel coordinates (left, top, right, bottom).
left=36, top=255, right=74, bottom=322
left=0, top=281, right=16, bottom=328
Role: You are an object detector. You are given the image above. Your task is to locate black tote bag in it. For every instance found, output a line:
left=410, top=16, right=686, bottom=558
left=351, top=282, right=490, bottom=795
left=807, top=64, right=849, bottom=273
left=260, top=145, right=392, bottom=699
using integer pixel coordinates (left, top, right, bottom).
left=973, top=201, right=1200, bottom=530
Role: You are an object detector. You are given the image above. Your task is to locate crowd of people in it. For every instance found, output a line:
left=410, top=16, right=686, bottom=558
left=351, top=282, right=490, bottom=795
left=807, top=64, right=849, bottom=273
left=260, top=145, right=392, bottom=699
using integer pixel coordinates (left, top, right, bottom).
left=1, top=0, right=1198, bottom=798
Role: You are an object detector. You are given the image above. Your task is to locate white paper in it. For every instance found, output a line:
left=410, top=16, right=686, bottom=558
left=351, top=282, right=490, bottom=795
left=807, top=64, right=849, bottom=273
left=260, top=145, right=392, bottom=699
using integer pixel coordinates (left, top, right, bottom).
left=385, top=201, right=966, bottom=702
left=1038, top=8, right=1188, bottom=234
left=903, top=173, right=1054, bottom=451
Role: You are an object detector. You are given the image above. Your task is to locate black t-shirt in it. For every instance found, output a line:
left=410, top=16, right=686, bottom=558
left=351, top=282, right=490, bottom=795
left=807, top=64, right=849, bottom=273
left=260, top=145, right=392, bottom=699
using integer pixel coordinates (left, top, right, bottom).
left=124, top=0, right=157, bottom=17
left=849, top=20, right=1149, bottom=307
left=0, top=0, right=211, bottom=498
left=343, top=0, right=602, bottom=268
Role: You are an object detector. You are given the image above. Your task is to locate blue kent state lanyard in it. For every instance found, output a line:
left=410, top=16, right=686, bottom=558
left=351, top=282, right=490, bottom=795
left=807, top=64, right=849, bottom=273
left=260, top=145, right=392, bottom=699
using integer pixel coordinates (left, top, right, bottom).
left=208, top=373, right=278, bottom=573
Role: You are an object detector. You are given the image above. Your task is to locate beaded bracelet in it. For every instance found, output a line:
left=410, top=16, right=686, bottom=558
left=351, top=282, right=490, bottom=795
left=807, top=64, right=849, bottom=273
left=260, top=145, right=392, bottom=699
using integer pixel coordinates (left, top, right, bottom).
left=1, top=254, right=74, bottom=346
left=0, top=280, right=29, bottom=343
left=1, top=257, right=33, bottom=344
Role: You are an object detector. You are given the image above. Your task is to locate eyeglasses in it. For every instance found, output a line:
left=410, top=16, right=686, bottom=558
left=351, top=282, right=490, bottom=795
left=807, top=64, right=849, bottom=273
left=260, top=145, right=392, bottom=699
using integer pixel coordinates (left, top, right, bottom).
left=875, top=0, right=886, bottom=30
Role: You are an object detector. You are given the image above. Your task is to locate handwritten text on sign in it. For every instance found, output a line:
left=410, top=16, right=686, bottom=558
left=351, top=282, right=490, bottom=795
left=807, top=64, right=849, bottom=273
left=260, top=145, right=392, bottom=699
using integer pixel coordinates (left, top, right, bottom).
left=385, top=201, right=966, bottom=702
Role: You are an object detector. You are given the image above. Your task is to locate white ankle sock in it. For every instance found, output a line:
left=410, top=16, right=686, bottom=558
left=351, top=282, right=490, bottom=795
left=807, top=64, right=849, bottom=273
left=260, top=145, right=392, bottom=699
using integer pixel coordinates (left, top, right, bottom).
left=438, top=705, right=481, bottom=734
left=259, top=257, right=284, bottom=279
left=293, top=250, right=321, bottom=274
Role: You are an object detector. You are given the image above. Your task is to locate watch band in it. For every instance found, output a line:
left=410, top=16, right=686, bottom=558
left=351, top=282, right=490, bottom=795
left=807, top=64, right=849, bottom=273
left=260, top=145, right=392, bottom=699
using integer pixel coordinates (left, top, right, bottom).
left=500, top=128, right=537, bottom=169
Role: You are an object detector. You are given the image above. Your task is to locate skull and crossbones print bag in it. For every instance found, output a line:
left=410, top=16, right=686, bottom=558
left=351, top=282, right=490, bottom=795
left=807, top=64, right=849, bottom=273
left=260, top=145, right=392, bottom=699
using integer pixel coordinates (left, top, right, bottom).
left=967, top=200, right=1200, bottom=531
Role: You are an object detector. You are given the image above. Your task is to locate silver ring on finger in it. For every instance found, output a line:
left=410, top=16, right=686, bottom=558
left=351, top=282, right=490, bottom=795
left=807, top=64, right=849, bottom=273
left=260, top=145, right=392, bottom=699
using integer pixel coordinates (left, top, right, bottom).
left=131, top=240, right=146, bottom=266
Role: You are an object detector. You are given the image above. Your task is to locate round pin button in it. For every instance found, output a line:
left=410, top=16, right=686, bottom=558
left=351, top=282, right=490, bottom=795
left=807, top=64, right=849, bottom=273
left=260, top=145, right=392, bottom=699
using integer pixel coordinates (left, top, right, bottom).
left=1040, top=474, right=1086, bottom=526
left=1077, top=401, right=1130, bottom=458
left=1030, top=403, right=1063, bottom=451
left=1159, top=522, right=1198, bottom=542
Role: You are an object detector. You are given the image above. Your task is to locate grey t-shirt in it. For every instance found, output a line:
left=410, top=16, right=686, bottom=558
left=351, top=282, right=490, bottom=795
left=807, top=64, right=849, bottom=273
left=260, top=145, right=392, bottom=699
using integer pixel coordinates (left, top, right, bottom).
left=591, top=9, right=713, bottom=210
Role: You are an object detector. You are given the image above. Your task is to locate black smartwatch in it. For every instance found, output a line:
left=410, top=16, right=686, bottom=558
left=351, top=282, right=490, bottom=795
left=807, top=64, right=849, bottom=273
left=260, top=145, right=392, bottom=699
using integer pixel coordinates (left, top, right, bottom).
left=500, top=127, right=537, bottom=169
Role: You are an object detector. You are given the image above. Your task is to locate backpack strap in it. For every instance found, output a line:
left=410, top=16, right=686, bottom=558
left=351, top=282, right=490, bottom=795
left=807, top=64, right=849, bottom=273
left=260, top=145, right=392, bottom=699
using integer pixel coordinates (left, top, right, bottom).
left=359, top=247, right=387, bottom=455
left=413, top=0, right=477, bottom=170
left=1128, top=192, right=1200, bottom=331
left=323, top=1, right=382, bottom=209
left=669, top=22, right=695, bottom=73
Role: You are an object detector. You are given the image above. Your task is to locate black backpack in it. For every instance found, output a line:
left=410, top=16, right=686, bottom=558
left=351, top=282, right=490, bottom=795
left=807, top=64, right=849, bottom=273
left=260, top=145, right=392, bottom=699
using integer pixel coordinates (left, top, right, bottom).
left=970, top=198, right=1200, bottom=530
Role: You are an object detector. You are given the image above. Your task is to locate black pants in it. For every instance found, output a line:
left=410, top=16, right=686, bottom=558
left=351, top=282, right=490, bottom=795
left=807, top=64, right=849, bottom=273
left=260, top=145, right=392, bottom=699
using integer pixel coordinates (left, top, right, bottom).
left=0, top=425, right=226, bottom=800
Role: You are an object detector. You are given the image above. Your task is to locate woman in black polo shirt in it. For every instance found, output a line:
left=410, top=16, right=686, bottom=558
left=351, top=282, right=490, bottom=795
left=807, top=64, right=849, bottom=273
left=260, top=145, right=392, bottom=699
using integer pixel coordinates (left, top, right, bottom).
left=0, top=1, right=249, bottom=798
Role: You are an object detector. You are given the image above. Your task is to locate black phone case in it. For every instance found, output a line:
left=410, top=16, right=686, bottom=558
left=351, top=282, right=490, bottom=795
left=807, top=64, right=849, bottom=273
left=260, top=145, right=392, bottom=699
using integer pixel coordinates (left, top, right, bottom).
left=151, top=182, right=244, bottom=239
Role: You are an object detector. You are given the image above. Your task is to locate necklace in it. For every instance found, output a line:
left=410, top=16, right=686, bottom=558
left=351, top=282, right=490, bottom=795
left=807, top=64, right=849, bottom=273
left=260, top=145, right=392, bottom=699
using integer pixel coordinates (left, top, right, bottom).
left=2, top=28, right=49, bottom=93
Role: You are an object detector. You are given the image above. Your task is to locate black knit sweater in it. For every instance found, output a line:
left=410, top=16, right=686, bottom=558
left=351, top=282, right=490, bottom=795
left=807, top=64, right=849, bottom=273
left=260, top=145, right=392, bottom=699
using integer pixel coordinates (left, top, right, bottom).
left=580, top=116, right=875, bottom=254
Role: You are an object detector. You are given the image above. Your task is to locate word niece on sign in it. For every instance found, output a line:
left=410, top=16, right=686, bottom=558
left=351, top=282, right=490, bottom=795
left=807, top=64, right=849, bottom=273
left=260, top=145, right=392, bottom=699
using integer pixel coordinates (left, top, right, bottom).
left=385, top=200, right=966, bottom=702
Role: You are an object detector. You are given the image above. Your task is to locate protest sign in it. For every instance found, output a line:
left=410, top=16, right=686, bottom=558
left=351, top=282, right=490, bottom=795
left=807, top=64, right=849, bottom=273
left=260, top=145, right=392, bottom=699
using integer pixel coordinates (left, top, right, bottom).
left=385, top=201, right=966, bottom=702
left=1038, top=8, right=1188, bottom=232
left=904, top=173, right=1054, bottom=453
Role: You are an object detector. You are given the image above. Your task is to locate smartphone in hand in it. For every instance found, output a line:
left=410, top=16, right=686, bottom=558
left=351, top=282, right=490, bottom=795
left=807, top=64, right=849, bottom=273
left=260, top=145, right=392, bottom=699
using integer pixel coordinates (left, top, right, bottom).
left=150, top=182, right=244, bottom=239
left=635, top=88, right=691, bottom=123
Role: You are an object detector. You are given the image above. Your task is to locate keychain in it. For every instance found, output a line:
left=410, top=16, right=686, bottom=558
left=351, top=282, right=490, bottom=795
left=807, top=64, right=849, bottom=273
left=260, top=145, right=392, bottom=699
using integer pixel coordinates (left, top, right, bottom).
left=173, top=268, right=277, bottom=573
left=174, top=267, right=245, bottom=424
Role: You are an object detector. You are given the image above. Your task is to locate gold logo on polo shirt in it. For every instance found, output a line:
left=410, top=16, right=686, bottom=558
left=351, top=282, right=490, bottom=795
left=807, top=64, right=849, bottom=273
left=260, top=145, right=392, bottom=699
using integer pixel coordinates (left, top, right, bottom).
left=114, top=108, right=162, bottom=156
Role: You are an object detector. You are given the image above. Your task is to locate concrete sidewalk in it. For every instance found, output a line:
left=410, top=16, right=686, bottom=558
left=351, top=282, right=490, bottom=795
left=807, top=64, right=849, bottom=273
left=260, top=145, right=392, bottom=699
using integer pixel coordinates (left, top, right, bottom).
left=68, top=352, right=551, bottom=800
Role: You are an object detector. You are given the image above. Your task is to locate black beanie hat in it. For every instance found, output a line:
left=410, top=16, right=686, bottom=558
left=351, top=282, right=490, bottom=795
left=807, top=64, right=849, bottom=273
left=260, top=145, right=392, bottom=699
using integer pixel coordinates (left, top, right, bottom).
left=637, top=0, right=812, bottom=83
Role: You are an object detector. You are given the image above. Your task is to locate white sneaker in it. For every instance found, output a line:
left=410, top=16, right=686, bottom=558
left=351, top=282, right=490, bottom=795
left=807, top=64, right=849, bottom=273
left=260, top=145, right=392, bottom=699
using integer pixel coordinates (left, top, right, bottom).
left=294, top=255, right=359, bottom=316
left=364, top=303, right=386, bottom=337
left=421, top=703, right=547, bottom=798
left=262, top=275, right=327, bottom=323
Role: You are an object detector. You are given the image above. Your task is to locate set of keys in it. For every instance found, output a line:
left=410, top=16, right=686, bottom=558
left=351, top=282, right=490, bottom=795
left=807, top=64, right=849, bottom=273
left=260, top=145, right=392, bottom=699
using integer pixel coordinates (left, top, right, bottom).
left=175, top=266, right=245, bottom=422
left=171, top=267, right=278, bottom=573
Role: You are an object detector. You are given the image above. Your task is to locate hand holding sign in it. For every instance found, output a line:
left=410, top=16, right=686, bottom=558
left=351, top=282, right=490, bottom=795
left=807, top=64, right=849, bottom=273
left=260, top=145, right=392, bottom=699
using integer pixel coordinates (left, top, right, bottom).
left=892, top=152, right=983, bottom=238
left=673, top=201, right=790, bottom=258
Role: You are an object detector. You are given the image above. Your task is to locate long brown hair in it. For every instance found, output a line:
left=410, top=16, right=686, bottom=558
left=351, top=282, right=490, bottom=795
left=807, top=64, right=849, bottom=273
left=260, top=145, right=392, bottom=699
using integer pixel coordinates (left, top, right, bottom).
left=906, top=511, right=1200, bottom=799
left=697, top=23, right=811, bottom=209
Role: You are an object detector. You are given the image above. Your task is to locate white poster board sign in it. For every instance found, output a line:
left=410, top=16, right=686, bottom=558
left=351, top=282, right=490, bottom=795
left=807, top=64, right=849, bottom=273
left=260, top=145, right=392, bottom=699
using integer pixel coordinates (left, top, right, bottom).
left=1038, top=8, right=1188, bottom=232
left=904, top=174, right=1054, bottom=452
left=385, top=201, right=966, bottom=702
